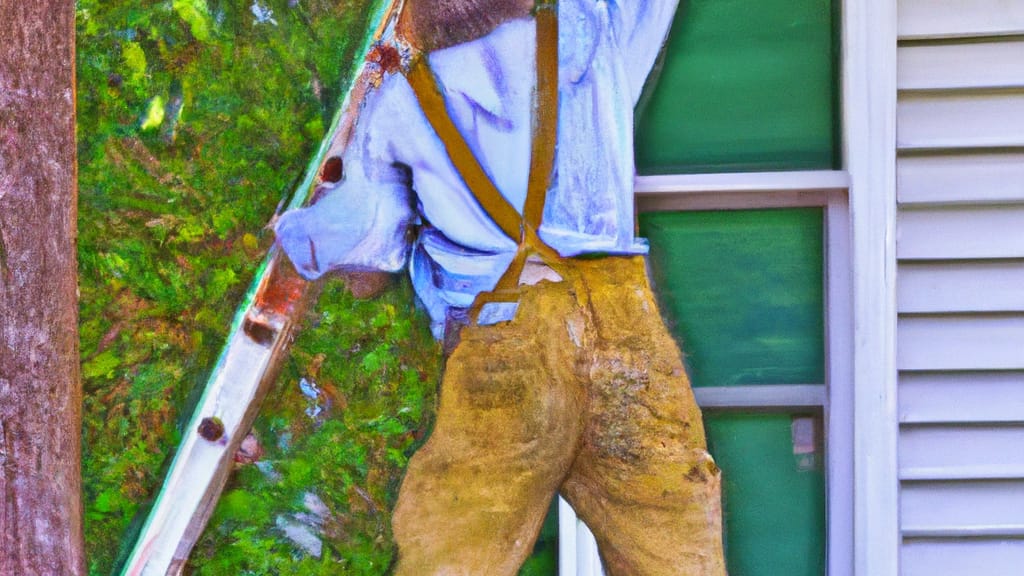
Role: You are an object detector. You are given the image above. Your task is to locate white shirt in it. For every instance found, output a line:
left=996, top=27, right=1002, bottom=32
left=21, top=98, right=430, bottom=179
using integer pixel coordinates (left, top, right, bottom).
left=275, top=0, right=679, bottom=336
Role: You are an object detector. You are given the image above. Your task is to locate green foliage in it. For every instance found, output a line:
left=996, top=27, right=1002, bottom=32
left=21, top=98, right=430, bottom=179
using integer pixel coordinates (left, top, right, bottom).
left=172, top=0, right=213, bottom=43
left=120, top=41, right=148, bottom=88
left=76, top=1, right=383, bottom=573
left=188, top=279, right=442, bottom=573
left=519, top=502, right=560, bottom=576
left=140, top=95, right=166, bottom=130
left=79, top=1, right=559, bottom=573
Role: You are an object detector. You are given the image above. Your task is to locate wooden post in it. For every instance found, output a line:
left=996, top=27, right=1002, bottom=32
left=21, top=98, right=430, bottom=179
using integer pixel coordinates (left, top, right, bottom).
left=0, top=0, right=86, bottom=573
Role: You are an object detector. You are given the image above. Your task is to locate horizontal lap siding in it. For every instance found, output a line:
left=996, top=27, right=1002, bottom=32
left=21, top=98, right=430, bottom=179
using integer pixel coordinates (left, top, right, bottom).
left=898, top=0, right=1024, bottom=39
left=900, top=425, right=1024, bottom=480
left=898, top=261, right=1024, bottom=313
left=902, top=481, right=1024, bottom=535
left=902, top=540, right=1024, bottom=576
left=898, top=40, right=1024, bottom=91
left=898, top=152, right=1024, bottom=206
left=897, top=5, right=1024, bottom=574
left=898, top=206, right=1024, bottom=260
left=898, top=315, right=1024, bottom=371
left=900, top=372, right=1024, bottom=424
left=897, top=92, right=1024, bottom=150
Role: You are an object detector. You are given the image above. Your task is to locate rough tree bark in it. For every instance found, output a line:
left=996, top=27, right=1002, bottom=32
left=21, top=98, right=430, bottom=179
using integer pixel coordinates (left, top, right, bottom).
left=0, top=0, right=85, bottom=573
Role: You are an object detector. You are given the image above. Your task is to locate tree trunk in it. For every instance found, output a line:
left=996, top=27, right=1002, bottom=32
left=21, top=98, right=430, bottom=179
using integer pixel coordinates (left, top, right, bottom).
left=0, top=0, right=85, bottom=573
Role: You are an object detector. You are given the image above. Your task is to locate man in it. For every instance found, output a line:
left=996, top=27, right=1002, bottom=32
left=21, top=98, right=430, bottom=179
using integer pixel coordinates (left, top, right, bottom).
left=274, top=0, right=727, bottom=573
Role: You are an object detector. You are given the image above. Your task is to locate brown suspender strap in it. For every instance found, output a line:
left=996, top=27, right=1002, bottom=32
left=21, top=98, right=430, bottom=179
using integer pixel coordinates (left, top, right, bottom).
left=488, top=1, right=561, bottom=296
left=405, top=58, right=524, bottom=244
left=523, top=1, right=558, bottom=231
left=403, top=1, right=561, bottom=318
left=404, top=2, right=559, bottom=245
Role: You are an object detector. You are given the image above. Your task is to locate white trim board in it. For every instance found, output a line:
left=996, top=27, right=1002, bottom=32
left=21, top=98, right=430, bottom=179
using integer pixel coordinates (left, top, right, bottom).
left=558, top=497, right=604, bottom=576
left=692, top=384, right=826, bottom=409
left=561, top=189, right=854, bottom=574
left=635, top=172, right=850, bottom=212
left=635, top=170, right=850, bottom=194
left=842, top=0, right=901, bottom=574
left=826, top=193, right=856, bottom=576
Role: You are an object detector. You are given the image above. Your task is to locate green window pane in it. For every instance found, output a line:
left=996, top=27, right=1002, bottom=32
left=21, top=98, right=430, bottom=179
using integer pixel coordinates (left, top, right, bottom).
left=635, top=0, right=838, bottom=174
left=639, top=209, right=825, bottom=387
left=705, top=413, right=826, bottom=576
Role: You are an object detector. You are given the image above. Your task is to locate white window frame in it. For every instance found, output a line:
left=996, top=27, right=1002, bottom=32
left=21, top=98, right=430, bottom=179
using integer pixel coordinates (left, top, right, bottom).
left=558, top=171, right=853, bottom=576
left=558, top=0, right=900, bottom=572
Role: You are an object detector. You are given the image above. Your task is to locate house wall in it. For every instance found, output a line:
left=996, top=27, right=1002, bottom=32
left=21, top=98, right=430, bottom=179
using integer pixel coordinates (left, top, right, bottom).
left=896, top=0, right=1024, bottom=573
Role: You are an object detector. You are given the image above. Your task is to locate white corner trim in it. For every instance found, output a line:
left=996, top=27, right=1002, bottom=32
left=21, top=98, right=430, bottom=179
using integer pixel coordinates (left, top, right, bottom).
left=842, top=0, right=901, bottom=575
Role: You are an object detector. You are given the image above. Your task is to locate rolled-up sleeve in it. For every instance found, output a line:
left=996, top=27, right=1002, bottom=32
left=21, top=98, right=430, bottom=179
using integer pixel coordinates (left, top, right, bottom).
left=607, top=0, right=681, bottom=104
left=274, top=80, right=416, bottom=280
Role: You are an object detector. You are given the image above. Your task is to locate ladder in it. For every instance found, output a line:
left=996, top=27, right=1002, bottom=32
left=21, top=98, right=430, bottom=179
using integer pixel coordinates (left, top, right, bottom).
left=121, top=2, right=404, bottom=572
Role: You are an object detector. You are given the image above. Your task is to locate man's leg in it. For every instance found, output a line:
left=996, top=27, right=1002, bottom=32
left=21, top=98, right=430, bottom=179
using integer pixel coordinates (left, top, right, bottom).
left=561, top=257, right=727, bottom=576
left=392, top=282, right=589, bottom=575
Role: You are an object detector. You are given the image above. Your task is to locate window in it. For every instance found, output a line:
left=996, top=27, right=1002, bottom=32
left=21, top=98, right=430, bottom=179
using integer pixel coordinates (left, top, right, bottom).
left=634, top=0, right=838, bottom=173
left=640, top=207, right=832, bottom=576
left=558, top=0, right=854, bottom=574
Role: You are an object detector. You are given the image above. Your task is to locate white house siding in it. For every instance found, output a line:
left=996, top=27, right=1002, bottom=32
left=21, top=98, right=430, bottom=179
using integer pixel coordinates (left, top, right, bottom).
left=896, top=1, right=1024, bottom=574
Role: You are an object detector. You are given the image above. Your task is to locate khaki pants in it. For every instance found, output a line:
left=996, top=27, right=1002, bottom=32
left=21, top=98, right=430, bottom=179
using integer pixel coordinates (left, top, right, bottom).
left=392, top=256, right=726, bottom=575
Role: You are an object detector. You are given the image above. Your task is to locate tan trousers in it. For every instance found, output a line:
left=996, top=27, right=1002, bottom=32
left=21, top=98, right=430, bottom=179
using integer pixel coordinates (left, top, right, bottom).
left=392, top=256, right=726, bottom=575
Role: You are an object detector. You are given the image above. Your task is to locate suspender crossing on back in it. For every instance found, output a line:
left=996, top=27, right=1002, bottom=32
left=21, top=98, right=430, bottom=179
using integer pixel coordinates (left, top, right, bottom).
left=402, top=1, right=564, bottom=317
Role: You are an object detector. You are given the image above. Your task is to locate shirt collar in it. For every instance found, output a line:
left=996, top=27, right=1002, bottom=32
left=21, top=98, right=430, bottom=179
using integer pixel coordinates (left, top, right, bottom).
left=427, top=26, right=520, bottom=122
